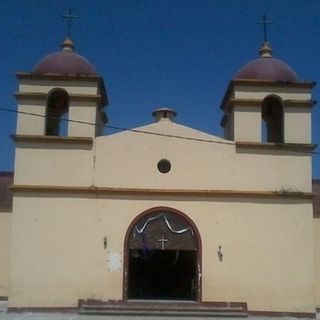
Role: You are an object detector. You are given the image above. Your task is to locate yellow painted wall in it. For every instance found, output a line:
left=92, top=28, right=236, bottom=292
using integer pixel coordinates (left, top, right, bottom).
left=18, top=79, right=100, bottom=95
left=14, top=144, right=94, bottom=187
left=0, top=210, right=11, bottom=298
left=94, top=121, right=311, bottom=193
left=13, top=118, right=312, bottom=192
left=9, top=195, right=314, bottom=313
left=231, top=85, right=312, bottom=145
left=234, top=85, right=312, bottom=101
left=16, top=77, right=104, bottom=138
left=314, top=215, right=320, bottom=308
left=233, top=106, right=261, bottom=142
left=10, top=101, right=315, bottom=313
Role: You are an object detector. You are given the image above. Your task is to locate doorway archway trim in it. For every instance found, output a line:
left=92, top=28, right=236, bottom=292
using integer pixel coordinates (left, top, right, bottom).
left=123, top=206, right=202, bottom=302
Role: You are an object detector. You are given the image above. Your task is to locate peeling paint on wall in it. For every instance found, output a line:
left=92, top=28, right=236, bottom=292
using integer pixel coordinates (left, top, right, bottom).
left=107, top=252, right=122, bottom=271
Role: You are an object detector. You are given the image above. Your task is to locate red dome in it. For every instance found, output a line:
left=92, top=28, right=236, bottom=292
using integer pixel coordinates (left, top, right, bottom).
left=234, top=42, right=299, bottom=82
left=32, top=38, right=97, bottom=76
left=234, top=57, right=298, bottom=82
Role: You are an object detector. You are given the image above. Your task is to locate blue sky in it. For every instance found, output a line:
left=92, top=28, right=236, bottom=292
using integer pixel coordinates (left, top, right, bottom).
left=1, top=0, right=320, bottom=177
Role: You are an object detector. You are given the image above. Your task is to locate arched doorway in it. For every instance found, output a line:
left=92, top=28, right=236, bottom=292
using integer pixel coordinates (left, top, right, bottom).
left=123, top=207, right=201, bottom=302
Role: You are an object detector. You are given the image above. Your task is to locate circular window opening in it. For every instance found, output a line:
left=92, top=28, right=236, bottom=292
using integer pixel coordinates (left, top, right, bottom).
left=157, top=159, right=171, bottom=173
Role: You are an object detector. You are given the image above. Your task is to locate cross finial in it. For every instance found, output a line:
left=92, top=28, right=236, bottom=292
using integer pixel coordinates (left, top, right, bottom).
left=256, top=14, right=273, bottom=42
left=62, top=9, right=79, bottom=38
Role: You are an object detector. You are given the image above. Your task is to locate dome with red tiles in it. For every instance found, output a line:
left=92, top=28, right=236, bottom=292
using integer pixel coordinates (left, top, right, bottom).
left=234, top=42, right=298, bottom=82
left=32, top=38, right=97, bottom=76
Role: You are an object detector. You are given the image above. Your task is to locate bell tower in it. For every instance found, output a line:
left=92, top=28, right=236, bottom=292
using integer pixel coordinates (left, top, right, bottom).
left=15, top=37, right=108, bottom=138
left=12, top=37, right=108, bottom=187
left=221, top=41, right=315, bottom=145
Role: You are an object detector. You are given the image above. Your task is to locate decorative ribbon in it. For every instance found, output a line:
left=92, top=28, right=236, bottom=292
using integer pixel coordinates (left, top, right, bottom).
left=134, top=213, right=194, bottom=236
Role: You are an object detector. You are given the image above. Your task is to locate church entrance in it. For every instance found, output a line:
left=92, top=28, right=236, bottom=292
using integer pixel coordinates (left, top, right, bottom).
left=124, top=208, right=201, bottom=301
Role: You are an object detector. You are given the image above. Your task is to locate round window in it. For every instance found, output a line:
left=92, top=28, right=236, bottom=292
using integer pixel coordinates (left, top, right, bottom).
left=157, top=159, right=171, bottom=173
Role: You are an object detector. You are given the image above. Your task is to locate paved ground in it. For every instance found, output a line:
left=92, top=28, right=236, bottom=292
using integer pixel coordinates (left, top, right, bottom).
left=1, top=314, right=319, bottom=320
left=2, top=313, right=320, bottom=320
left=1, top=302, right=319, bottom=320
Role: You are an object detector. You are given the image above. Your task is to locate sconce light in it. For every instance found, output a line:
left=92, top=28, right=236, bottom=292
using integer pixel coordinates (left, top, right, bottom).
left=103, top=236, right=107, bottom=249
left=218, top=245, right=223, bottom=262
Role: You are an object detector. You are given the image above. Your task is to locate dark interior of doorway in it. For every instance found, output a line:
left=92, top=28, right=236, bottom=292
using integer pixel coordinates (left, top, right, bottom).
left=128, top=249, right=197, bottom=301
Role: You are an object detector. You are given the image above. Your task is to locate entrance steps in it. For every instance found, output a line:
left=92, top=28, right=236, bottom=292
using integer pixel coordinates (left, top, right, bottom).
left=78, top=299, right=248, bottom=317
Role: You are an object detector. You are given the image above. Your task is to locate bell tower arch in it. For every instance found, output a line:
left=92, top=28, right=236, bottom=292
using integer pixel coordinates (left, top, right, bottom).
left=261, top=94, right=284, bottom=143
left=45, top=88, right=69, bottom=136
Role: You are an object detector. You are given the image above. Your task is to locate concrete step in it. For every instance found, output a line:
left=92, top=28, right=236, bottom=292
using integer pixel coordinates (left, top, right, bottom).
left=78, top=300, right=248, bottom=317
left=79, top=309, right=248, bottom=317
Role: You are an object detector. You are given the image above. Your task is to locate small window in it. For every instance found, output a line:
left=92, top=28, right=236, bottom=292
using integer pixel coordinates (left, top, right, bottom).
left=262, top=96, right=284, bottom=143
left=45, top=89, right=69, bottom=136
left=157, top=159, right=171, bottom=173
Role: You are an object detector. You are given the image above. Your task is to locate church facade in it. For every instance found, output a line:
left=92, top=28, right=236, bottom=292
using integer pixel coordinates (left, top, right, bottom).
left=0, top=37, right=319, bottom=317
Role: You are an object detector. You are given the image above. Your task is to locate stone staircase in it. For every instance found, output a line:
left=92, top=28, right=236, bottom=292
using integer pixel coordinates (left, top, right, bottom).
left=78, top=299, right=248, bottom=317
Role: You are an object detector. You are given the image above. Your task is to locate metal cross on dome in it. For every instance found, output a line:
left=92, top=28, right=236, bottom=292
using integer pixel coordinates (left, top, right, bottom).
left=62, top=9, right=79, bottom=38
left=256, top=14, right=273, bottom=42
